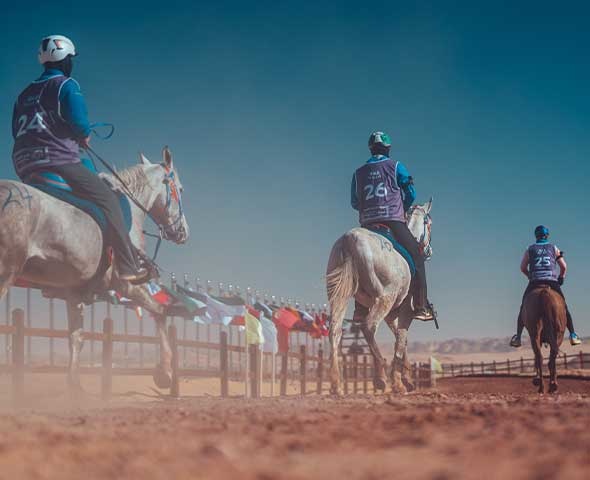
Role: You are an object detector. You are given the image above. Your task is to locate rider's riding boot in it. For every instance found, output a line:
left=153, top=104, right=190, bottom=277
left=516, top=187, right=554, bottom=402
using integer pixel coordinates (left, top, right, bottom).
left=570, top=332, right=582, bottom=346
left=412, top=278, right=434, bottom=321
left=510, top=334, right=522, bottom=348
left=117, top=243, right=151, bottom=285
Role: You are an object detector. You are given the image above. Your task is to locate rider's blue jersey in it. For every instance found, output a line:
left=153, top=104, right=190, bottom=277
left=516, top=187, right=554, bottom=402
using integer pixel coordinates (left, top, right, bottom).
left=12, top=68, right=91, bottom=141
left=351, top=156, right=416, bottom=213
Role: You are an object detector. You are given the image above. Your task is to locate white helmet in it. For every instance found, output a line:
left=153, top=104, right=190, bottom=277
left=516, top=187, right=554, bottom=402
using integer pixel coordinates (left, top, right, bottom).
left=38, top=35, right=77, bottom=64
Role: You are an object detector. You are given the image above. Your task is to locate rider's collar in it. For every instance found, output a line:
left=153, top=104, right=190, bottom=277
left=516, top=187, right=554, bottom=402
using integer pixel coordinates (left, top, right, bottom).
left=367, top=155, right=390, bottom=164
left=38, top=68, right=66, bottom=81
left=536, top=239, right=549, bottom=244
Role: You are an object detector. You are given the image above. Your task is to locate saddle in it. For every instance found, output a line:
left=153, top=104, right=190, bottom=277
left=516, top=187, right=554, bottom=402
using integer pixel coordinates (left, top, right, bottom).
left=363, top=223, right=416, bottom=276
left=25, top=159, right=133, bottom=234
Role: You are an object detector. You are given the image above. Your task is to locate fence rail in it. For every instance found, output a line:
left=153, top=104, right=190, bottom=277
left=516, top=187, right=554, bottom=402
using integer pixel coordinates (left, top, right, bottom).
left=440, top=351, right=589, bottom=378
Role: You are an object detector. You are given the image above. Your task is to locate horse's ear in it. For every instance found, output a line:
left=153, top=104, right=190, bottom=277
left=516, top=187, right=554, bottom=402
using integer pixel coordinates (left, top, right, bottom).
left=139, top=152, right=152, bottom=165
left=424, top=197, right=433, bottom=213
left=163, top=146, right=173, bottom=168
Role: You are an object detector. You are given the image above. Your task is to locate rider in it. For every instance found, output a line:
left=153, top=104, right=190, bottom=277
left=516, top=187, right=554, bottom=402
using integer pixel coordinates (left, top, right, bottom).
left=11, top=35, right=148, bottom=284
left=510, top=225, right=581, bottom=347
left=351, top=131, right=434, bottom=321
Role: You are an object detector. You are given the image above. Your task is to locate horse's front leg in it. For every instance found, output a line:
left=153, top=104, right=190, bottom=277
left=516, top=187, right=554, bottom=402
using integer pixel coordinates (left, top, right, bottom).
left=66, top=298, right=85, bottom=391
left=153, top=314, right=173, bottom=389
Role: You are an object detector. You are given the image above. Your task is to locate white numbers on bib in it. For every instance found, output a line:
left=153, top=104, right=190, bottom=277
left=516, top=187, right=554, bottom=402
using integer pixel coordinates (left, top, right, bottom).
left=364, top=182, right=388, bottom=201
left=16, top=113, right=47, bottom=138
left=534, top=256, right=551, bottom=267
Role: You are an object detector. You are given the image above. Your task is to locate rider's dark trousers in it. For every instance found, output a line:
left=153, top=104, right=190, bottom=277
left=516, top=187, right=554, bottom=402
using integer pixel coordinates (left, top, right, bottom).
left=516, top=280, right=575, bottom=336
left=51, top=163, right=138, bottom=274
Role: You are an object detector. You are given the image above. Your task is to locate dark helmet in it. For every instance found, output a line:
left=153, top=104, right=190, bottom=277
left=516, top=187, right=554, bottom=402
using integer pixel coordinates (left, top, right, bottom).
left=534, top=225, right=549, bottom=240
left=368, top=131, right=392, bottom=155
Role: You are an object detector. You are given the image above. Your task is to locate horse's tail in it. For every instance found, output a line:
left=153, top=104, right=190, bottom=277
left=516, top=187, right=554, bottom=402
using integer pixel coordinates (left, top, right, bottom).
left=539, top=287, right=558, bottom=351
left=326, top=237, right=359, bottom=323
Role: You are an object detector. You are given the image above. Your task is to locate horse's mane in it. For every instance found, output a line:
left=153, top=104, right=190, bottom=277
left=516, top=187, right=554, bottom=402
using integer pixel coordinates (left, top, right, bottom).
left=106, top=165, right=151, bottom=196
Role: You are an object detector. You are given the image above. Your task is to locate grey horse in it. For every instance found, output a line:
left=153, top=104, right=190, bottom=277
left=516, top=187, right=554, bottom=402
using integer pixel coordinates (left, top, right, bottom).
left=0, top=146, right=189, bottom=390
left=326, top=200, right=433, bottom=395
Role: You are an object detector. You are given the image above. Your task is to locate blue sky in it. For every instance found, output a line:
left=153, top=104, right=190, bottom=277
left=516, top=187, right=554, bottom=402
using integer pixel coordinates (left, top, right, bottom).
left=1, top=1, right=588, bottom=341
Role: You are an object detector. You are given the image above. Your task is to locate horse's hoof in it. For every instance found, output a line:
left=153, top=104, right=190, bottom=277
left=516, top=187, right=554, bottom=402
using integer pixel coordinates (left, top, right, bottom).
left=330, top=387, right=344, bottom=397
left=549, top=383, right=558, bottom=394
left=532, top=377, right=541, bottom=386
left=373, top=377, right=387, bottom=391
left=402, top=378, right=416, bottom=392
left=153, top=367, right=172, bottom=389
left=391, top=382, right=408, bottom=395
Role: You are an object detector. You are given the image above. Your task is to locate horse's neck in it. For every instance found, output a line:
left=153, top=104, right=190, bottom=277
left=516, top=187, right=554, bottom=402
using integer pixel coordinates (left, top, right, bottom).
left=104, top=166, right=160, bottom=251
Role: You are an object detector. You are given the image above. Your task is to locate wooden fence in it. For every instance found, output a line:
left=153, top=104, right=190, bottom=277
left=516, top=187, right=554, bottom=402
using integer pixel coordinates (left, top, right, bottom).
left=440, top=351, right=589, bottom=378
left=0, top=306, right=437, bottom=405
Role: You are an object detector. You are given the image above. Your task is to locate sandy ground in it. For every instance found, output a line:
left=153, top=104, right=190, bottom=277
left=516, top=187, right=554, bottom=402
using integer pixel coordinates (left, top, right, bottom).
left=0, top=376, right=589, bottom=480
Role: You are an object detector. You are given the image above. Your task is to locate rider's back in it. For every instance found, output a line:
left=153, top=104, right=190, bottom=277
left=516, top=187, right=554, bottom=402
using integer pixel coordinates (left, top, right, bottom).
left=528, top=242, right=559, bottom=282
left=12, top=73, right=81, bottom=180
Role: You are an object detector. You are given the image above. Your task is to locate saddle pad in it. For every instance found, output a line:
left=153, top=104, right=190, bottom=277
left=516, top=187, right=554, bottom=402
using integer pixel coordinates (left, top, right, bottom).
left=27, top=171, right=132, bottom=233
left=364, top=224, right=416, bottom=276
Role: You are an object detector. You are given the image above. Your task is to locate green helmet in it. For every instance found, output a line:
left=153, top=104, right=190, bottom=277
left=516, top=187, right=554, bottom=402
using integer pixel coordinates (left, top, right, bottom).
left=368, top=131, right=392, bottom=153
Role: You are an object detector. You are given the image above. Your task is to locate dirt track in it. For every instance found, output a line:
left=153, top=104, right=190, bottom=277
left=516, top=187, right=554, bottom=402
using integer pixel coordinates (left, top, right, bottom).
left=0, top=376, right=589, bottom=480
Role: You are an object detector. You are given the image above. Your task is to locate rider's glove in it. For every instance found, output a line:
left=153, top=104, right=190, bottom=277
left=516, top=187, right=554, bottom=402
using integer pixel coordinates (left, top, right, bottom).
left=558, top=276, right=564, bottom=286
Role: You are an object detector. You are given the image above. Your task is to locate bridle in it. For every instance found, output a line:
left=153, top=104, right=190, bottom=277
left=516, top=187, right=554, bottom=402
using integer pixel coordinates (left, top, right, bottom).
left=408, top=205, right=433, bottom=260
left=160, top=167, right=185, bottom=240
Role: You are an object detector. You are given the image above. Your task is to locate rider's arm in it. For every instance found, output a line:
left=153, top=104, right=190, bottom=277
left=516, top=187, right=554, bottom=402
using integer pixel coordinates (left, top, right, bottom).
left=351, top=173, right=359, bottom=211
left=520, top=250, right=530, bottom=277
left=59, top=78, right=91, bottom=139
left=556, top=246, right=567, bottom=277
left=11, top=102, right=18, bottom=139
left=396, top=162, right=416, bottom=211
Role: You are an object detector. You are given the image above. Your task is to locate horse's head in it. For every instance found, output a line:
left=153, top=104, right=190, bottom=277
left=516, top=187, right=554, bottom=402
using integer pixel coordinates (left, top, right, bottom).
left=139, top=147, right=189, bottom=244
left=407, top=198, right=433, bottom=260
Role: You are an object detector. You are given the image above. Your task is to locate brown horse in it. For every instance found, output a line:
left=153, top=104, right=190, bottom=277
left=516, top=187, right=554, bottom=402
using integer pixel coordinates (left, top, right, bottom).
left=522, top=285, right=567, bottom=393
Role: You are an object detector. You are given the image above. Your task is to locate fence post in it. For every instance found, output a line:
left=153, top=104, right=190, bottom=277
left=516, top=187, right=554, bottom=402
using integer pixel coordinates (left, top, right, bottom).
left=168, top=324, right=179, bottom=398
left=250, top=344, right=261, bottom=399
left=580, top=351, right=584, bottom=369
left=507, top=359, right=511, bottom=375
left=90, top=303, right=95, bottom=366
left=470, top=362, right=474, bottom=375
left=563, top=352, right=568, bottom=370
left=520, top=357, right=524, bottom=373
left=450, top=364, right=454, bottom=376
left=49, top=299, right=55, bottom=366
left=493, top=360, right=497, bottom=374
left=12, top=309, right=25, bottom=406
left=481, top=361, right=484, bottom=374
left=280, top=352, right=288, bottom=396
left=220, top=331, right=229, bottom=397
left=316, top=348, right=324, bottom=394
left=343, top=354, right=349, bottom=394
left=353, top=353, right=359, bottom=394
left=363, top=355, right=368, bottom=394
left=4, top=288, right=11, bottom=364
left=300, top=345, right=307, bottom=396
left=26, top=288, right=31, bottom=362
left=101, top=317, right=113, bottom=401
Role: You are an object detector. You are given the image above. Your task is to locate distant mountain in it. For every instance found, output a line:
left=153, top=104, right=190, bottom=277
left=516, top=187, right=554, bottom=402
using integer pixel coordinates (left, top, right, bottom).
left=404, top=337, right=521, bottom=355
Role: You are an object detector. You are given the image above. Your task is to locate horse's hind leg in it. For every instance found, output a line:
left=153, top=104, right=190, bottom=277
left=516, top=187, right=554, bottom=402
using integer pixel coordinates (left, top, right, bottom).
left=386, top=304, right=414, bottom=394
left=361, top=296, right=393, bottom=392
left=329, top=302, right=346, bottom=396
left=548, top=346, right=558, bottom=393
left=66, top=297, right=85, bottom=391
left=530, top=336, right=544, bottom=394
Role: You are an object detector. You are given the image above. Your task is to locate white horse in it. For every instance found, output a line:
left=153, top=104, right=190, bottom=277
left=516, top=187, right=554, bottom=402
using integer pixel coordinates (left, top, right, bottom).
left=0, top=147, right=189, bottom=390
left=326, top=200, right=433, bottom=395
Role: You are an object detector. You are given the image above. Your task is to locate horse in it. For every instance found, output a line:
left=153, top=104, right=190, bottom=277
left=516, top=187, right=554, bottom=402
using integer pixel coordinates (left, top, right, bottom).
left=0, top=146, right=189, bottom=390
left=326, top=199, right=433, bottom=395
left=522, top=285, right=567, bottom=393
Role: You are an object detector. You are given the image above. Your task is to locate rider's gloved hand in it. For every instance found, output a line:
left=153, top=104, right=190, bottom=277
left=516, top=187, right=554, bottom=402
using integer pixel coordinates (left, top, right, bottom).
left=558, top=276, right=564, bottom=286
left=78, top=136, right=91, bottom=149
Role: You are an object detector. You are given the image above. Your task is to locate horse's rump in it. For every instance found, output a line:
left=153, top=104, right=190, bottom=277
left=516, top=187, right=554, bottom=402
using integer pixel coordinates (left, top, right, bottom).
left=523, top=286, right=567, bottom=347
